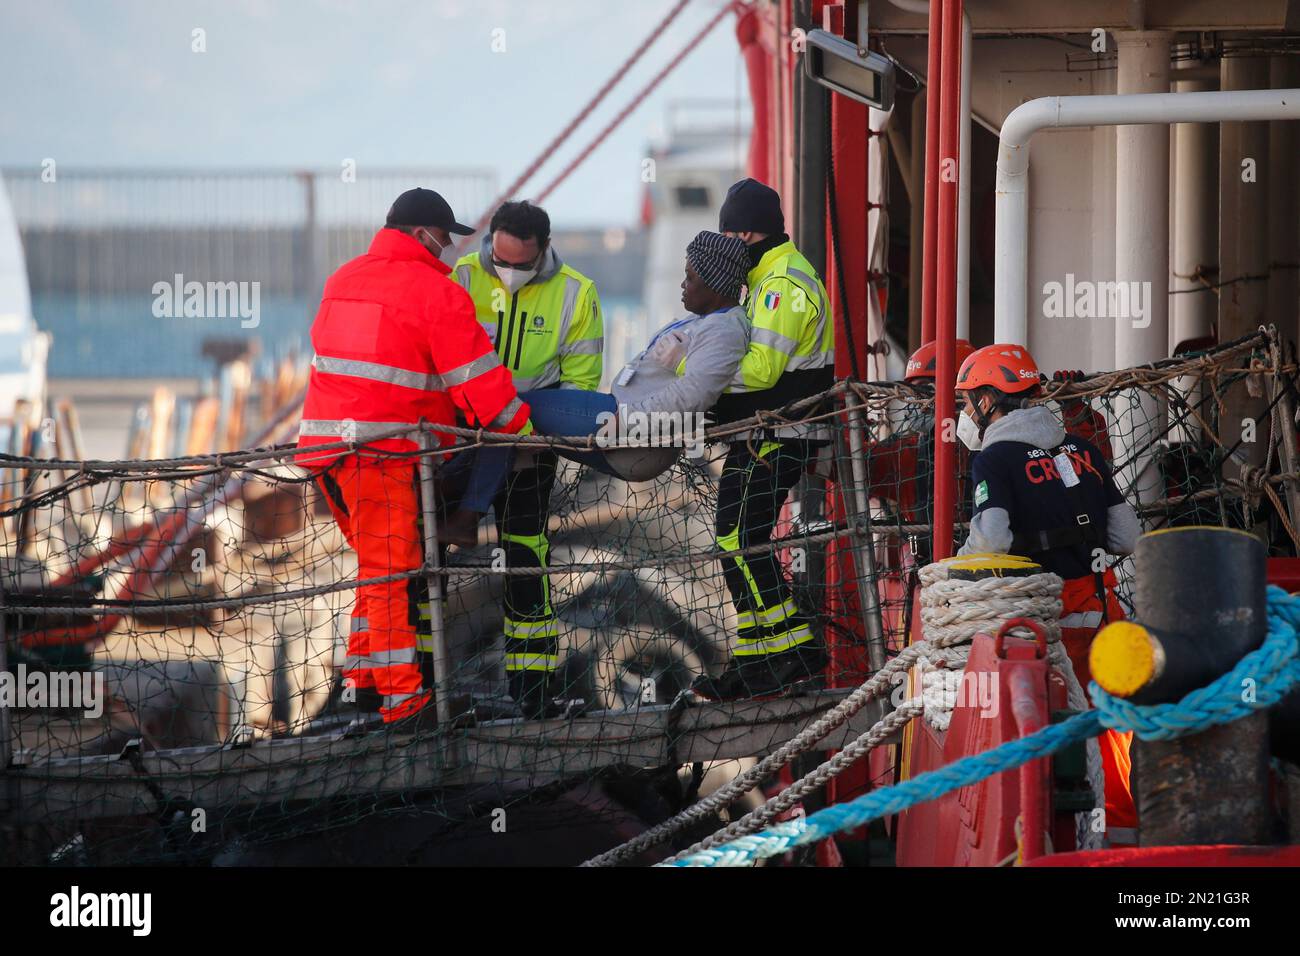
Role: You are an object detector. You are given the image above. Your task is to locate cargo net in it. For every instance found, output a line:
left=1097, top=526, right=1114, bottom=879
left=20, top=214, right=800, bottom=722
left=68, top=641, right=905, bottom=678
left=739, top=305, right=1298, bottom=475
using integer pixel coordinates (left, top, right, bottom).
left=1, top=330, right=1295, bottom=865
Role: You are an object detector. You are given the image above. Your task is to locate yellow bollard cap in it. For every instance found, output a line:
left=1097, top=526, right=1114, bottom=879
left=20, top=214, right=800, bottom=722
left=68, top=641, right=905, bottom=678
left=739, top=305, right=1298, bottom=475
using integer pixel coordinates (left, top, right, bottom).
left=944, top=553, right=1043, bottom=580
left=1090, top=621, right=1161, bottom=697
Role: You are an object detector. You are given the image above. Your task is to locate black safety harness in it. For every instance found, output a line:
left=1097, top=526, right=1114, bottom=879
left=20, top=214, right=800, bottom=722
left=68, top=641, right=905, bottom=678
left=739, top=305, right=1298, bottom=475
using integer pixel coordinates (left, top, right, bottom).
left=1008, top=443, right=1111, bottom=624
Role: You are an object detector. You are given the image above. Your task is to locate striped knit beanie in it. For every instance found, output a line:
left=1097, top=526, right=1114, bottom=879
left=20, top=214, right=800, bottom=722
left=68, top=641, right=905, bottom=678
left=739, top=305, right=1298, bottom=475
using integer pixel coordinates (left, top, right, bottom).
left=686, top=231, right=750, bottom=303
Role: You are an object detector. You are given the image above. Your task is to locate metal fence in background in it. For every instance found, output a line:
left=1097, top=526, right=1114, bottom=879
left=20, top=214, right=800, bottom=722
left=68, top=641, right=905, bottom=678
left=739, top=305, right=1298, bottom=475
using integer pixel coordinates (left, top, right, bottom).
left=3, top=168, right=499, bottom=379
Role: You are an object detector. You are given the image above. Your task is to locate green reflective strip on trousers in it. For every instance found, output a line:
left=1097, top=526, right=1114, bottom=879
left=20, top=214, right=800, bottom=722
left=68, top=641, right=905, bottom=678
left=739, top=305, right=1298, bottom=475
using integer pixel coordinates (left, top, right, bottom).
left=504, top=653, right=559, bottom=672
left=733, top=624, right=816, bottom=656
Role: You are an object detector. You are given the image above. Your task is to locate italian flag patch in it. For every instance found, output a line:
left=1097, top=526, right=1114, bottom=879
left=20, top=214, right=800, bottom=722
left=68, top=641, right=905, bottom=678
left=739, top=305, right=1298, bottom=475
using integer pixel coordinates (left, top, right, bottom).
left=763, top=290, right=782, bottom=311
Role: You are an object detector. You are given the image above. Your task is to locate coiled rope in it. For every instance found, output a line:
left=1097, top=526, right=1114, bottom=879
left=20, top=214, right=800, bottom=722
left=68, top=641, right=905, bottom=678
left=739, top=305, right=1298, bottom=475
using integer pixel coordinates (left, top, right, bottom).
left=912, top=561, right=1106, bottom=850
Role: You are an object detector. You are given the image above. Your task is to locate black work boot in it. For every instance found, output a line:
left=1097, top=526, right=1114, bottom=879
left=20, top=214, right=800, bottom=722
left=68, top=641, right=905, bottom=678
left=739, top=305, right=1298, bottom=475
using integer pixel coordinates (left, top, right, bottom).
left=690, top=640, right=828, bottom=702
left=509, top=670, right=555, bottom=720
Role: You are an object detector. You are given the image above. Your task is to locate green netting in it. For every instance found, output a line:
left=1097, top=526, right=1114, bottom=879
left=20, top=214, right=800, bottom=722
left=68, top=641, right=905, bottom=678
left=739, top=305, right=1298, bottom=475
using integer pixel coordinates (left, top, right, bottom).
left=0, top=330, right=1294, bottom=865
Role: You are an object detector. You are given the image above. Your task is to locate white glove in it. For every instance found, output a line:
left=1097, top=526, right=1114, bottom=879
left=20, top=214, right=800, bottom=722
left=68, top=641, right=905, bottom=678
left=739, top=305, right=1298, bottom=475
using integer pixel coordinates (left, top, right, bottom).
left=648, top=330, right=688, bottom=371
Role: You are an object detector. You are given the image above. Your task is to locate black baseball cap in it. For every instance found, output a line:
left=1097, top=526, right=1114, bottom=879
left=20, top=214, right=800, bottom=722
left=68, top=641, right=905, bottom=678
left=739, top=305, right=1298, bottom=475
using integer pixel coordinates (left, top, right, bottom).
left=386, top=188, right=474, bottom=235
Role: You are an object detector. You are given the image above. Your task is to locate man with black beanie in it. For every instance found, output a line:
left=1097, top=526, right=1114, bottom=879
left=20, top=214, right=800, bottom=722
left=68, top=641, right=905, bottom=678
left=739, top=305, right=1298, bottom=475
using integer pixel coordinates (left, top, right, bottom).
left=693, top=178, right=834, bottom=701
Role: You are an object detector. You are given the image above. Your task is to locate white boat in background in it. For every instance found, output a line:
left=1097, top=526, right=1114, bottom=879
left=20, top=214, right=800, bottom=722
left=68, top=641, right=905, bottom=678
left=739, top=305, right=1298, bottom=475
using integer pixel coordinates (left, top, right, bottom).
left=0, top=171, right=50, bottom=431
left=625, top=103, right=746, bottom=370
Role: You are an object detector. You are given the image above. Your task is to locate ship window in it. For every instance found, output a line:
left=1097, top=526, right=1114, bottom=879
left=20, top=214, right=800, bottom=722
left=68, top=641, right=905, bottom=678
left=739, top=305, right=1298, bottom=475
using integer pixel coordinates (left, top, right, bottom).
left=674, top=186, right=710, bottom=209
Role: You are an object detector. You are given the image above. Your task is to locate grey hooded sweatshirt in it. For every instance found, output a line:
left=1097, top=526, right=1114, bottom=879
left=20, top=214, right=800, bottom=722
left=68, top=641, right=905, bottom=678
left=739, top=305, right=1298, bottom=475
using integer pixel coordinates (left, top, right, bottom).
left=958, top=404, right=1140, bottom=560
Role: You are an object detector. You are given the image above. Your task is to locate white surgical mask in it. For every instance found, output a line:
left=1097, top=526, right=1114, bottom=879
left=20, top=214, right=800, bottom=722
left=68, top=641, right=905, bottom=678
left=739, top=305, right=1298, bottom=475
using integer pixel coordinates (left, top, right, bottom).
left=423, top=230, right=459, bottom=267
left=956, top=409, right=983, bottom=451
left=497, top=265, right=538, bottom=293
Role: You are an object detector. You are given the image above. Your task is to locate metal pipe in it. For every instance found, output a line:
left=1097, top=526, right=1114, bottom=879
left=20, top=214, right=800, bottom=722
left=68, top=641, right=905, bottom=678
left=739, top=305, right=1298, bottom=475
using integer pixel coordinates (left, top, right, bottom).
left=919, top=0, right=943, bottom=344
left=844, top=401, right=887, bottom=671
left=931, top=0, right=962, bottom=560
left=1269, top=57, right=1300, bottom=342
left=1113, top=32, right=1171, bottom=515
left=994, top=88, right=1300, bottom=343
left=890, top=0, right=971, bottom=346
left=1170, top=66, right=1218, bottom=350
left=908, top=90, right=926, bottom=351
left=416, top=426, right=452, bottom=728
left=956, top=11, right=971, bottom=340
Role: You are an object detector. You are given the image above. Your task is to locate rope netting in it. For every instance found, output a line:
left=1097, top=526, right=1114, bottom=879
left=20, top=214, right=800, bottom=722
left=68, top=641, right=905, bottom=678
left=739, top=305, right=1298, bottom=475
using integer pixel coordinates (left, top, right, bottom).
left=0, top=330, right=1295, bottom=865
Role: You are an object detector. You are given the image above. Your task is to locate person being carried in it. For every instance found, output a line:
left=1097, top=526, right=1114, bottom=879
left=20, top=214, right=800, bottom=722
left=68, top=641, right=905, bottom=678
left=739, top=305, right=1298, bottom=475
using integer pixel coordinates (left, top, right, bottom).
left=443, top=230, right=753, bottom=501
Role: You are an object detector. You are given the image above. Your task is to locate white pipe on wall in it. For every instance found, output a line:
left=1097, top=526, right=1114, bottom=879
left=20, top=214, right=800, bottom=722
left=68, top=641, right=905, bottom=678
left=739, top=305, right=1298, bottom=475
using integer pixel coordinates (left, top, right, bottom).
left=1114, top=32, right=1170, bottom=371
left=994, top=88, right=1300, bottom=344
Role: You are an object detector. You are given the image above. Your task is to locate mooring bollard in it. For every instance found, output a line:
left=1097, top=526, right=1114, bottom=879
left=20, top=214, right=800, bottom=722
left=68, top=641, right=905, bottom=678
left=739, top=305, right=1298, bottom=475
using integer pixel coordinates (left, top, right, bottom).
left=1090, top=526, right=1272, bottom=846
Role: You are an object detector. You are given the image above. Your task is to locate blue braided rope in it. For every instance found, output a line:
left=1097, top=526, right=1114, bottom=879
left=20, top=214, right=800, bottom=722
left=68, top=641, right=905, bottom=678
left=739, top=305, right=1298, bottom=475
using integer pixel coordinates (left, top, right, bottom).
left=666, top=586, right=1300, bottom=868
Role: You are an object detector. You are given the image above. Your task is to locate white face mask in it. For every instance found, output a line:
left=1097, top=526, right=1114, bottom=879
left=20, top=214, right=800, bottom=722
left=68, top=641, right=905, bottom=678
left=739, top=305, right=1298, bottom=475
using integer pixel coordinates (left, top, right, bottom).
left=497, top=265, right=538, bottom=293
left=422, top=230, right=459, bottom=267
left=956, top=409, right=983, bottom=451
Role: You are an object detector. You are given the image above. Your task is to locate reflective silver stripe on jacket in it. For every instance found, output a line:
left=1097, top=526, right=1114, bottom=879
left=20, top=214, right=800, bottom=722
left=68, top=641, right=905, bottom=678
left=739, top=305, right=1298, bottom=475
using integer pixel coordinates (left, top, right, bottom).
left=368, top=647, right=418, bottom=666
left=455, top=264, right=472, bottom=288
left=441, top=351, right=503, bottom=388
left=785, top=350, right=835, bottom=371
left=490, top=397, right=525, bottom=428
left=313, top=355, right=443, bottom=391
left=751, top=326, right=800, bottom=356
left=786, top=267, right=827, bottom=319
left=479, top=321, right=498, bottom=344
left=565, top=338, right=603, bottom=356
left=1060, top=610, right=1105, bottom=629
left=556, top=275, right=582, bottom=346
left=298, top=419, right=419, bottom=441
left=785, top=266, right=831, bottom=363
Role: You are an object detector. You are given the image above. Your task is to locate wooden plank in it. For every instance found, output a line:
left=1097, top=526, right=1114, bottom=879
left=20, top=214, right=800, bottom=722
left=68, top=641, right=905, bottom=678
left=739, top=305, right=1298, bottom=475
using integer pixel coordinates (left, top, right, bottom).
left=0, top=690, right=896, bottom=825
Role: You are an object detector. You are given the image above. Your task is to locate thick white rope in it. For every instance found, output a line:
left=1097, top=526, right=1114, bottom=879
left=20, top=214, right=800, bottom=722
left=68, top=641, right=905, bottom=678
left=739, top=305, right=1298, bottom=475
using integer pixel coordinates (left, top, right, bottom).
left=913, top=562, right=1106, bottom=850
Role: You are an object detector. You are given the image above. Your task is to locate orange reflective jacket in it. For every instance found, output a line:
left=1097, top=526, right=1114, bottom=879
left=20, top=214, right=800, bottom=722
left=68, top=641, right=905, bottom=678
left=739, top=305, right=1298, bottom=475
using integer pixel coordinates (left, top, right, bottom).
left=297, top=228, right=530, bottom=466
left=1059, top=569, right=1137, bottom=833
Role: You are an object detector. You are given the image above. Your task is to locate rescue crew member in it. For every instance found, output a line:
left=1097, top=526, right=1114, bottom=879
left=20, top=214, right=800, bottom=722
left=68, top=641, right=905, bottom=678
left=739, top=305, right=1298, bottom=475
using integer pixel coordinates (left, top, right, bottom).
left=296, top=188, right=532, bottom=729
left=452, top=201, right=603, bottom=718
left=692, top=178, right=835, bottom=701
left=954, top=342, right=1139, bottom=839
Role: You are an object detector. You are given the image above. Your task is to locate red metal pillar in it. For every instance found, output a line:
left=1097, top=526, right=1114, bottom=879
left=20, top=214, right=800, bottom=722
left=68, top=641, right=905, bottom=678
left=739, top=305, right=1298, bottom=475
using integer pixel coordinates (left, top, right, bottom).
left=930, top=0, right=962, bottom=561
left=919, top=0, right=944, bottom=345
left=736, top=3, right=772, bottom=186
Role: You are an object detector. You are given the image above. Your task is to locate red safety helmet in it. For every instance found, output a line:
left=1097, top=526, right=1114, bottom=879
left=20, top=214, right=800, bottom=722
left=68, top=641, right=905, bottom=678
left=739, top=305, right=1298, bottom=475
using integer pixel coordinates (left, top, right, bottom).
left=904, top=339, right=975, bottom=383
left=955, top=343, right=1042, bottom=395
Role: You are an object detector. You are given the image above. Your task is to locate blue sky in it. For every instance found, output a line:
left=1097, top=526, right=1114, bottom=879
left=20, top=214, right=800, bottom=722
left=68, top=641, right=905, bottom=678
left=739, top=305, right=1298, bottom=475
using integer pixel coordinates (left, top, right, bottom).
left=0, top=0, right=749, bottom=226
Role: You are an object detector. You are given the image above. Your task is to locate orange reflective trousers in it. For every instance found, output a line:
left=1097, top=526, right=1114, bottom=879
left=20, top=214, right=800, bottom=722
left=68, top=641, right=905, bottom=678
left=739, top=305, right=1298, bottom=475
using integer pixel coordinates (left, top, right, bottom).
left=1058, top=570, right=1137, bottom=836
left=315, top=455, right=431, bottom=723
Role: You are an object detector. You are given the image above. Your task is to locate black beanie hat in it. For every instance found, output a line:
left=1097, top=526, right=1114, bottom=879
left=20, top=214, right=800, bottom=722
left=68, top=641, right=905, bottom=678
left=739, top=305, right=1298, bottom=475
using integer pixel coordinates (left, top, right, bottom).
left=718, top=178, right=785, bottom=235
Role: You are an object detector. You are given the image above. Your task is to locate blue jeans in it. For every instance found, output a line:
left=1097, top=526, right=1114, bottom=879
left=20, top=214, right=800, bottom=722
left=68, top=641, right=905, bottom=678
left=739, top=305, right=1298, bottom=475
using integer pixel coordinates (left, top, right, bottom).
left=445, top=389, right=620, bottom=512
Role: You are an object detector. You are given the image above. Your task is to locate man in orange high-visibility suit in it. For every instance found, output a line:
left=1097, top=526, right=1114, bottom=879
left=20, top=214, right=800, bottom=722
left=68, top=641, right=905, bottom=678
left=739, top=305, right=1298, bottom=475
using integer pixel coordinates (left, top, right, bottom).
left=297, top=188, right=532, bottom=727
left=954, top=343, right=1139, bottom=842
